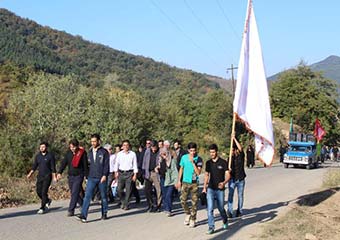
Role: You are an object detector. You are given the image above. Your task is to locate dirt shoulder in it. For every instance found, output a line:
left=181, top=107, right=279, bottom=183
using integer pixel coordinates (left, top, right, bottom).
left=259, top=169, right=340, bottom=240
left=0, top=176, right=70, bottom=208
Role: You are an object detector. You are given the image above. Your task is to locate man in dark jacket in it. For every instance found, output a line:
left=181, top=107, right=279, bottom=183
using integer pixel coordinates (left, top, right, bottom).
left=174, top=139, right=187, bottom=171
left=142, top=140, right=161, bottom=212
left=27, top=142, right=57, bottom=214
left=78, top=134, right=109, bottom=223
left=246, top=145, right=255, bottom=168
left=57, top=139, right=88, bottom=216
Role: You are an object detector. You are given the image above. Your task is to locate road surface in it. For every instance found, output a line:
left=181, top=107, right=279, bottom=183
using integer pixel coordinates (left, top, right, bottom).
left=1, top=161, right=338, bottom=240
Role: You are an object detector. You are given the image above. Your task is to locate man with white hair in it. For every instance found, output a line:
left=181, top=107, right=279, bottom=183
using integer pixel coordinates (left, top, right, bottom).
left=164, top=140, right=170, bottom=149
left=164, top=140, right=176, bottom=160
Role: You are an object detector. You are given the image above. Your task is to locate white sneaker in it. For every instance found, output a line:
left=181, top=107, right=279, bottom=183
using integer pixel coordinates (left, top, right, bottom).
left=189, top=219, right=196, bottom=228
left=184, top=214, right=190, bottom=225
left=37, top=208, right=45, bottom=214
left=45, top=199, right=52, bottom=209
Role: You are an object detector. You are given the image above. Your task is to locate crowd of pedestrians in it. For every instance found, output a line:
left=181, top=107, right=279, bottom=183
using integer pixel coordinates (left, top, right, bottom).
left=27, top=134, right=249, bottom=235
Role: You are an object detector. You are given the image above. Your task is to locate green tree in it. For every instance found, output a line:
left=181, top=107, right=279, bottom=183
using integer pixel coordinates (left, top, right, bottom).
left=196, top=89, right=233, bottom=152
left=0, top=74, right=93, bottom=176
left=0, top=73, right=156, bottom=176
left=270, top=64, right=340, bottom=144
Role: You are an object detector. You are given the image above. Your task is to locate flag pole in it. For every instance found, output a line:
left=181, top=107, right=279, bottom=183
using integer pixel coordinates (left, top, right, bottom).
left=228, top=112, right=236, bottom=169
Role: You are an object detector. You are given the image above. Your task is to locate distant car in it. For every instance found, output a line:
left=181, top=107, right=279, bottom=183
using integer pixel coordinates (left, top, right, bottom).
left=283, top=133, right=318, bottom=169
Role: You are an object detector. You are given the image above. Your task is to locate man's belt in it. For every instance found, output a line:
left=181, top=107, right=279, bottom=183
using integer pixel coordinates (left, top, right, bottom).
left=119, top=169, right=133, bottom=173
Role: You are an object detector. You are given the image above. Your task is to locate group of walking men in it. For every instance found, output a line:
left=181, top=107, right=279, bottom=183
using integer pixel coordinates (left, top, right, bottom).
left=27, top=133, right=247, bottom=235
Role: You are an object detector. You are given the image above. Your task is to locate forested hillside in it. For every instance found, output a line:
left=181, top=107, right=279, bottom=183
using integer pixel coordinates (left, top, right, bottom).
left=0, top=8, right=221, bottom=96
left=0, top=9, right=339, bottom=177
left=268, top=55, right=340, bottom=87
left=310, top=55, right=340, bottom=85
left=0, top=9, right=234, bottom=176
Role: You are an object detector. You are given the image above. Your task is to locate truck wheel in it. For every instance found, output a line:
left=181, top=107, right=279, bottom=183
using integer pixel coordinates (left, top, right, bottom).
left=284, top=163, right=289, bottom=168
left=314, top=162, right=319, bottom=168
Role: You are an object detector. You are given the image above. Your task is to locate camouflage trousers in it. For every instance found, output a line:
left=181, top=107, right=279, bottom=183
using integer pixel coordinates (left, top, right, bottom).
left=180, top=182, right=199, bottom=220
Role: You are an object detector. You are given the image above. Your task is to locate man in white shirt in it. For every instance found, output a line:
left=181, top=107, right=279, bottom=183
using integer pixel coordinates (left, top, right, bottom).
left=114, top=139, right=138, bottom=210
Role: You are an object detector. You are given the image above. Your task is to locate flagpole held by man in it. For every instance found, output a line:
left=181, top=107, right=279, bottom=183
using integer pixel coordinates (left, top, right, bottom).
left=231, top=0, right=275, bottom=167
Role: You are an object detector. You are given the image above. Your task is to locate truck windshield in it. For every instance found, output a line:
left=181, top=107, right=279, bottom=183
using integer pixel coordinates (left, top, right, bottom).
left=290, top=146, right=312, bottom=152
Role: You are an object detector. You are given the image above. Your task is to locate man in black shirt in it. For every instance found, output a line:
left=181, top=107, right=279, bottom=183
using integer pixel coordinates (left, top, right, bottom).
left=227, top=136, right=246, bottom=218
left=203, top=144, right=230, bottom=234
left=27, top=142, right=57, bottom=214
left=57, top=139, right=88, bottom=216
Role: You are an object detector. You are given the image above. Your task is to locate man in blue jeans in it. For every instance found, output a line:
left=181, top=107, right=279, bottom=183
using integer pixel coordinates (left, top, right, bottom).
left=227, top=136, right=246, bottom=218
left=78, top=134, right=110, bottom=223
left=203, top=144, right=230, bottom=234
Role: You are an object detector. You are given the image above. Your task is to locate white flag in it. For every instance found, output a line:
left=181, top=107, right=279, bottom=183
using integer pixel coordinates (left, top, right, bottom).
left=233, top=0, right=274, bottom=166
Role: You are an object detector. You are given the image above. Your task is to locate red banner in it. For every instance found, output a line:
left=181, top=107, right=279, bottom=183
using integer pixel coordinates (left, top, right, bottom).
left=314, top=119, right=326, bottom=141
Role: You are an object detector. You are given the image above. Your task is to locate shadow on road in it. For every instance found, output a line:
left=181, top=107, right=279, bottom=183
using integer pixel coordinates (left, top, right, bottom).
left=208, top=186, right=340, bottom=239
left=208, top=201, right=289, bottom=240
left=0, top=206, right=63, bottom=219
left=296, top=187, right=340, bottom=207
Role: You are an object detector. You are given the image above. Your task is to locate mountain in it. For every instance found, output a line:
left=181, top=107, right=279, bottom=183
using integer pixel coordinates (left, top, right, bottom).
left=0, top=8, right=227, bottom=96
left=310, top=55, right=340, bottom=85
left=268, top=55, right=340, bottom=86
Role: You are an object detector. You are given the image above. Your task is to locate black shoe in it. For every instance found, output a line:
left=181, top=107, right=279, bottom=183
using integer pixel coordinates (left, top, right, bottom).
left=77, top=215, right=87, bottom=223
left=154, top=206, right=161, bottom=213
left=67, top=211, right=74, bottom=217
left=101, top=213, right=108, bottom=220
left=146, top=206, right=153, bottom=213
left=236, top=210, right=242, bottom=217
left=227, top=211, right=233, bottom=218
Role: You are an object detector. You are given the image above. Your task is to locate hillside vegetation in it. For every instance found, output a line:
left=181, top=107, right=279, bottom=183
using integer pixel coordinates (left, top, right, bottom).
left=0, top=8, right=221, bottom=96
left=0, top=9, right=339, bottom=177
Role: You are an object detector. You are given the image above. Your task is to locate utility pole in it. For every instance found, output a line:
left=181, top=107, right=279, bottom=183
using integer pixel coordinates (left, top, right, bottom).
left=227, top=64, right=238, bottom=99
left=226, top=64, right=238, bottom=171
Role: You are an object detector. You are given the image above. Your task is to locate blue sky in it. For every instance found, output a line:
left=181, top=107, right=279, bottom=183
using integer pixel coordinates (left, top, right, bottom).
left=1, top=0, right=339, bottom=78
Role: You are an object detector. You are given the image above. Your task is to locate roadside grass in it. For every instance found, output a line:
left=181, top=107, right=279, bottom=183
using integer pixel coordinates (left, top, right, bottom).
left=0, top=175, right=70, bottom=208
left=260, top=206, right=327, bottom=239
left=260, top=169, right=340, bottom=240
left=323, top=168, right=340, bottom=188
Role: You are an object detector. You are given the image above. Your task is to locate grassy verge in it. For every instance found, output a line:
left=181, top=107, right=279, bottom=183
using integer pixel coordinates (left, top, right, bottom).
left=323, top=169, right=340, bottom=188
left=259, top=169, right=340, bottom=240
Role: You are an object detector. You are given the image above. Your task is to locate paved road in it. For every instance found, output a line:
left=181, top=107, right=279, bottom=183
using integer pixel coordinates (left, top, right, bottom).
left=1, top=161, right=338, bottom=240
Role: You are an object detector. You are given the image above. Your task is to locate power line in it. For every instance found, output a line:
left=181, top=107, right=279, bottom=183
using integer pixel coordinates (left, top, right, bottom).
left=215, top=0, right=241, bottom=41
left=149, top=0, right=225, bottom=70
left=183, top=0, right=233, bottom=61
